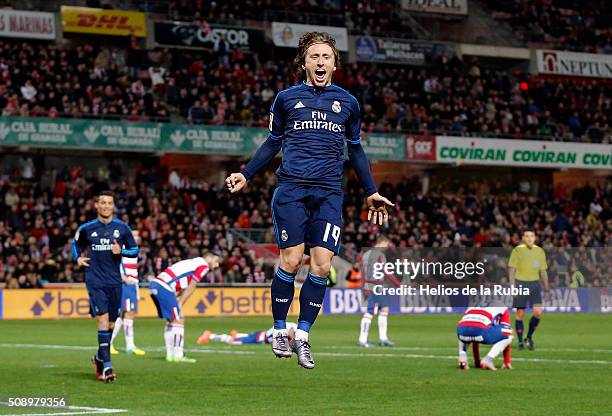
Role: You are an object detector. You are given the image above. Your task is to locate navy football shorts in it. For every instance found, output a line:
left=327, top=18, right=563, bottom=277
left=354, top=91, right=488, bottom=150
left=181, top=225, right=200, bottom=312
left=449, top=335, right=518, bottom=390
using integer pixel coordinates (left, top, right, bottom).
left=87, top=285, right=122, bottom=321
left=271, top=184, right=343, bottom=254
left=513, top=280, right=543, bottom=308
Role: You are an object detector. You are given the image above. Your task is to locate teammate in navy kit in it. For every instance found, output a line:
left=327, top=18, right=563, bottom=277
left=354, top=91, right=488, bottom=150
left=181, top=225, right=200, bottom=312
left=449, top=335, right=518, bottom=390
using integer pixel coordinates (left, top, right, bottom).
left=72, top=190, right=139, bottom=382
left=225, top=32, right=393, bottom=369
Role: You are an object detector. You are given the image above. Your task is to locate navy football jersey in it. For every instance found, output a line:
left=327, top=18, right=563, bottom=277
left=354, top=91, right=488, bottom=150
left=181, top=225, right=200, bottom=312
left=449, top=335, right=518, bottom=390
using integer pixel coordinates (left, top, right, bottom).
left=72, top=218, right=138, bottom=288
left=269, top=82, right=361, bottom=189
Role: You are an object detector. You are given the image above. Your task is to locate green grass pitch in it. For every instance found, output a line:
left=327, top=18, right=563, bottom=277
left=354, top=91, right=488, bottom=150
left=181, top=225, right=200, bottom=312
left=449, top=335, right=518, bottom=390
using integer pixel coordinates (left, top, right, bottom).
left=1, top=314, right=611, bottom=415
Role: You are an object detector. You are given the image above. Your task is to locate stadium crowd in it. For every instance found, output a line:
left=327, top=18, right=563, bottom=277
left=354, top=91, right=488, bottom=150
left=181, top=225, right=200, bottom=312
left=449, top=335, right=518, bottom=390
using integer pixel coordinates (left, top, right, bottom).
left=0, top=160, right=609, bottom=288
left=484, top=0, right=611, bottom=54
left=163, top=0, right=413, bottom=39
left=1, top=40, right=609, bottom=142
left=0, top=40, right=171, bottom=122
left=342, top=59, right=610, bottom=142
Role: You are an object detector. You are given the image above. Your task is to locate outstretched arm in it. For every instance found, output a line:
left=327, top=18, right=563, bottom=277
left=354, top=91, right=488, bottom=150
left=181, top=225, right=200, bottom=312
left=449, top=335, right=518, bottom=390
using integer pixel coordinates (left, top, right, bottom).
left=346, top=97, right=394, bottom=225
left=240, top=136, right=283, bottom=181
left=226, top=136, right=282, bottom=193
left=347, top=142, right=394, bottom=225
left=227, top=92, right=286, bottom=192
left=347, top=142, right=377, bottom=196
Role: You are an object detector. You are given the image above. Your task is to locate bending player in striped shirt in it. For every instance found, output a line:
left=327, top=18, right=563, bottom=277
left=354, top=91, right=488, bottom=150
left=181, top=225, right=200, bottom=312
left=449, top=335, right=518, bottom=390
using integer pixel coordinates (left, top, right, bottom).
left=457, top=307, right=513, bottom=371
left=197, top=322, right=298, bottom=346
left=111, top=231, right=145, bottom=355
left=149, top=252, right=220, bottom=363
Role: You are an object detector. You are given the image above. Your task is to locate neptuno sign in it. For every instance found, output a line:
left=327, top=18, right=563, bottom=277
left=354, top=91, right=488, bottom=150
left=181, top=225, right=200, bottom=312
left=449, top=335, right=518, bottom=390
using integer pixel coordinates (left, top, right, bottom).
left=537, top=50, right=612, bottom=79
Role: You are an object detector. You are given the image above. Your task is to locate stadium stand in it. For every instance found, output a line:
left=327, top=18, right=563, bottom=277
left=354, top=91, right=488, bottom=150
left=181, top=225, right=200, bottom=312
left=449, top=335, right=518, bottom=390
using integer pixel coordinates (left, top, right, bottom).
left=482, top=0, right=612, bottom=54
left=1, top=161, right=609, bottom=288
left=162, top=0, right=415, bottom=39
left=0, top=1, right=609, bottom=290
left=0, top=40, right=609, bottom=142
left=0, top=41, right=170, bottom=122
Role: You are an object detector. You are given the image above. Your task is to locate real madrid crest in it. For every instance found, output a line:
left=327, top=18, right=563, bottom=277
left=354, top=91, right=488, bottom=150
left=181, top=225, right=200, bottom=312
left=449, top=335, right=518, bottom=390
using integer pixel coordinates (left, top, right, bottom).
left=113, top=229, right=120, bottom=239
left=332, top=100, right=341, bottom=113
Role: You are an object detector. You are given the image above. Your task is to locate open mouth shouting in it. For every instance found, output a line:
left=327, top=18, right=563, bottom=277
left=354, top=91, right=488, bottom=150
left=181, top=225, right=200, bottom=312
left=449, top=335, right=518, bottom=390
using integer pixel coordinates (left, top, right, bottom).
left=314, top=68, right=327, bottom=84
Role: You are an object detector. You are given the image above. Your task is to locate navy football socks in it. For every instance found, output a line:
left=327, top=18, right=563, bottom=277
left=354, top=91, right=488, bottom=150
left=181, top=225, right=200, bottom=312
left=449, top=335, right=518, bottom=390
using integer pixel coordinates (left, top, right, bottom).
left=97, top=330, right=112, bottom=368
left=271, top=268, right=296, bottom=330
left=297, top=273, right=328, bottom=333
left=527, top=316, right=540, bottom=339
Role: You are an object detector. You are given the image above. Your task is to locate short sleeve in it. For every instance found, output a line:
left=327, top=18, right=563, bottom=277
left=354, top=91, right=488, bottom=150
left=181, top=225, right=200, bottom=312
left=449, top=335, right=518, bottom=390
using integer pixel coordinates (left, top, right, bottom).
left=500, top=309, right=511, bottom=325
left=193, top=264, right=210, bottom=282
left=508, top=249, right=517, bottom=268
left=539, top=249, right=548, bottom=270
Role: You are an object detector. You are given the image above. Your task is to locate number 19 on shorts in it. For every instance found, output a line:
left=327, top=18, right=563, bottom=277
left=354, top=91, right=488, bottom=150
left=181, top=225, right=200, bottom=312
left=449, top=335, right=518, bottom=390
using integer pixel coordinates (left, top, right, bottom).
left=323, top=223, right=341, bottom=247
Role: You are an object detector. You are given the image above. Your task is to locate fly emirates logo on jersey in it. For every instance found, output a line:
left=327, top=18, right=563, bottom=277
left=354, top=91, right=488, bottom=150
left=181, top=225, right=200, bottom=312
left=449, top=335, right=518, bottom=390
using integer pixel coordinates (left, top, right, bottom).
left=292, top=111, right=344, bottom=134
left=91, top=238, right=113, bottom=251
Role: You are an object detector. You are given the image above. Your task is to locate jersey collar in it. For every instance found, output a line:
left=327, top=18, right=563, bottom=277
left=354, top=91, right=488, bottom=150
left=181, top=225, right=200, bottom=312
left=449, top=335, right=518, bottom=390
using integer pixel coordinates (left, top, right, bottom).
left=97, top=216, right=114, bottom=225
left=302, top=81, right=336, bottom=93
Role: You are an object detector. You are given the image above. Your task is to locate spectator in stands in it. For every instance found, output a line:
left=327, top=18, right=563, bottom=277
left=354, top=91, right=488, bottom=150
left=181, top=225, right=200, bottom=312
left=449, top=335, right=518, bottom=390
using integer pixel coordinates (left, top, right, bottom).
left=20, top=80, right=37, bottom=101
left=149, top=65, right=167, bottom=95
left=213, top=33, right=230, bottom=67
left=168, top=169, right=183, bottom=189
left=188, top=100, right=206, bottom=124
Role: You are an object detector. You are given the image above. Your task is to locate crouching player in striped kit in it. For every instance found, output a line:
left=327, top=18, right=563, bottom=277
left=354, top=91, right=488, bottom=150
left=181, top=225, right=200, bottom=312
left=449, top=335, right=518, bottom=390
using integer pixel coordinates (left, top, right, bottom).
left=111, top=231, right=145, bottom=355
left=149, top=253, right=220, bottom=363
left=457, top=307, right=513, bottom=371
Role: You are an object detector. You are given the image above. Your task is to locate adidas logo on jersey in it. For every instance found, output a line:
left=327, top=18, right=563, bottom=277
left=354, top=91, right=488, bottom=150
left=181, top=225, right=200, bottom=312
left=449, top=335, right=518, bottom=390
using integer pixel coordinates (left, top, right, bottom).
left=91, top=232, right=98, bottom=237
left=294, top=101, right=305, bottom=109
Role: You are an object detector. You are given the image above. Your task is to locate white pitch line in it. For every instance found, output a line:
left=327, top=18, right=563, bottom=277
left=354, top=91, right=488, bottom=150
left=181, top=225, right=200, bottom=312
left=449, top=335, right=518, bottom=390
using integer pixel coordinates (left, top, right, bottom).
left=312, top=351, right=612, bottom=365
left=319, top=345, right=612, bottom=354
left=0, top=402, right=127, bottom=416
left=3, top=342, right=611, bottom=355
left=0, top=343, right=610, bottom=365
left=0, top=344, right=256, bottom=355
left=0, top=344, right=95, bottom=350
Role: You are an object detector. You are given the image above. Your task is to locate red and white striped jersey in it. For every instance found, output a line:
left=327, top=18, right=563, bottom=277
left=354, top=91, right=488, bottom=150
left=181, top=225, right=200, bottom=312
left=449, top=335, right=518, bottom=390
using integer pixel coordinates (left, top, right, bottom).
left=458, top=307, right=511, bottom=334
left=121, top=256, right=139, bottom=283
left=154, top=257, right=210, bottom=293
